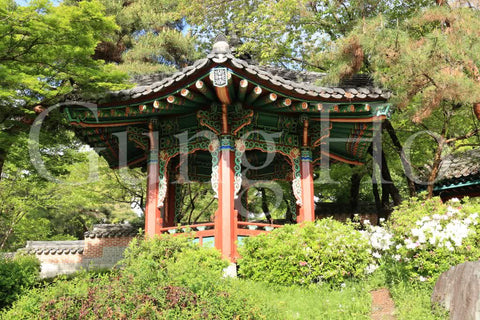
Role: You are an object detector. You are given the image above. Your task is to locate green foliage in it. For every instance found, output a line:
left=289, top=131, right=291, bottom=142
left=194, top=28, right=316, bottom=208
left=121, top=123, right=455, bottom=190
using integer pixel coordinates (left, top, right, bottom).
left=382, top=197, right=480, bottom=284
left=3, top=236, right=271, bottom=319
left=317, top=5, right=480, bottom=194
left=0, top=254, right=40, bottom=309
left=387, top=281, right=449, bottom=320
left=0, top=0, right=128, bottom=109
left=0, top=133, right=139, bottom=251
left=238, top=219, right=373, bottom=285
left=232, top=279, right=371, bottom=319
left=184, top=0, right=430, bottom=65
left=176, top=182, right=217, bottom=224
left=121, top=234, right=228, bottom=291
left=89, top=0, right=201, bottom=75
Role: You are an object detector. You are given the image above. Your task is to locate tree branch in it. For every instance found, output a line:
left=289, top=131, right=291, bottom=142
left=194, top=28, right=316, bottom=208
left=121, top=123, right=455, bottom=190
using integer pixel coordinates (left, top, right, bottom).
left=446, top=128, right=480, bottom=143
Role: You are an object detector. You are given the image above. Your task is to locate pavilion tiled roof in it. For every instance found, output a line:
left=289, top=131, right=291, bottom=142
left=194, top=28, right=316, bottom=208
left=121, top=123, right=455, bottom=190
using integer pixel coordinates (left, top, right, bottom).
left=86, top=44, right=390, bottom=105
left=64, top=39, right=393, bottom=170
left=436, top=149, right=480, bottom=184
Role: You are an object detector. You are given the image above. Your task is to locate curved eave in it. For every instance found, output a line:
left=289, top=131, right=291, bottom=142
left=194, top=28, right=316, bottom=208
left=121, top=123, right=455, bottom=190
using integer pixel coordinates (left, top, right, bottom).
left=63, top=53, right=392, bottom=169
left=67, top=55, right=390, bottom=110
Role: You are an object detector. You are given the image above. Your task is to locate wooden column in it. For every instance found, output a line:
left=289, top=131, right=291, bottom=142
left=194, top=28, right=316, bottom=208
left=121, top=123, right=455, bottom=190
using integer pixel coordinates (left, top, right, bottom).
left=298, top=152, right=315, bottom=222
left=214, top=104, right=237, bottom=261
left=145, top=123, right=162, bottom=236
left=297, top=118, right=315, bottom=223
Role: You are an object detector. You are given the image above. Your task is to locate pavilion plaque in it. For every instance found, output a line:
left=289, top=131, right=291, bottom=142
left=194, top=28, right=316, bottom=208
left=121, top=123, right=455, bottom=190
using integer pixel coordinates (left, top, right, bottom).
left=211, top=67, right=228, bottom=87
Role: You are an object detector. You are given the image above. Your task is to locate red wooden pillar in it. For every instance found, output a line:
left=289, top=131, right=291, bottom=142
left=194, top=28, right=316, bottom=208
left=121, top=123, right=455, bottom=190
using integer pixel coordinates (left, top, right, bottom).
left=297, top=118, right=315, bottom=223
left=214, top=137, right=237, bottom=261
left=298, top=153, right=315, bottom=222
left=145, top=123, right=163, bottom=236
left=213, top=102, right=237, bottom=261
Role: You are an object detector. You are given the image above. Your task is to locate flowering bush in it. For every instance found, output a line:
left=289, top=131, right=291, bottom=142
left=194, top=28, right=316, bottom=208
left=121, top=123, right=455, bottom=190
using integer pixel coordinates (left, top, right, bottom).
left=238, top=219, right=373, bottom=286
left=362, top=197, right=480, bottom=283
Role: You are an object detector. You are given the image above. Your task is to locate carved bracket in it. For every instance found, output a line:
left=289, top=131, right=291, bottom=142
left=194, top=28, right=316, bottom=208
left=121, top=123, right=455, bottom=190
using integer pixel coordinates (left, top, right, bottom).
left=127, top=126, right=149, bottom=150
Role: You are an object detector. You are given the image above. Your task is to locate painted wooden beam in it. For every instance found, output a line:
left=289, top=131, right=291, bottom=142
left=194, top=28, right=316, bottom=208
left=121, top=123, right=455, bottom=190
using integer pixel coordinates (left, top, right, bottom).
left=245, top=86, right=262, bottom=105
left=167, top=95, right=198, bottom=107
left=195, top=80, right=216, bottom=101
left=180, top=88, right=209, bottom=104
left=253, top=93, right=278, bottom=107
left=237, top=79, right=248, bottom=102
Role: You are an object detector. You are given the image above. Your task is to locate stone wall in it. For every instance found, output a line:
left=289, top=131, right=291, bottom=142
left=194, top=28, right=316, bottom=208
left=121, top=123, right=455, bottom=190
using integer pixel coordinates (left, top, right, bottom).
left=22, top=224, right=138, bottom=278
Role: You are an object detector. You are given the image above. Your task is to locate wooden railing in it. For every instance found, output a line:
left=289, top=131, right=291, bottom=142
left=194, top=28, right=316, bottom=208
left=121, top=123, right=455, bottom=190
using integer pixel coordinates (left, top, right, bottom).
left=237, top=221, right=283, bottom=236
left=157, top=221, right=284, bottom=243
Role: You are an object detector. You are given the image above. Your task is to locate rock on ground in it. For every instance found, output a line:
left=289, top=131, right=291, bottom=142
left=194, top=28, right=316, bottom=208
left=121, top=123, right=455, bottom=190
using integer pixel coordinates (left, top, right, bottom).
left=432, top=261, right=480, bottom=320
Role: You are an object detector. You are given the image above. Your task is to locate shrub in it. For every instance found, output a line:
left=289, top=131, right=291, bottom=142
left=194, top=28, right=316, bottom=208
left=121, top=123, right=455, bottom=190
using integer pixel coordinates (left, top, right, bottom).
left=3, top=234, right=271, bottom=319
left=238, top=219, right=374, bottom=286
left=365, top=197, right=480, bottom=284
left=121, top=233, right=228, bottom=292
left=0, top=254, right=40, bottom=309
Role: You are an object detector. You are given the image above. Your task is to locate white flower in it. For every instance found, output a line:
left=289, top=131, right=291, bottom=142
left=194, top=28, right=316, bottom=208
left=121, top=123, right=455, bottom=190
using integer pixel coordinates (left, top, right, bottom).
left=394, top=254, right=401, bottom=261
left=364, top=219, right=371, bottom=225
left=446, top=206, right=460, bottom=217
left=372, top=251, right=382, bottom=259
left=450, top=198, right=460, bottom=203
left=444, top=241, right=454, bottom=251
left=469, top=213, right=478, bottom=225
left=365, top=264, right=378, bottom=274
left=419, top=276, right=426, bottom=282
left=405, top=238, right=419, bottom=249
left=341, top=283, right=346, bottom=288
left=379, top=218, right=385, bottom=224
left=421, top=216, right=431, bottom=223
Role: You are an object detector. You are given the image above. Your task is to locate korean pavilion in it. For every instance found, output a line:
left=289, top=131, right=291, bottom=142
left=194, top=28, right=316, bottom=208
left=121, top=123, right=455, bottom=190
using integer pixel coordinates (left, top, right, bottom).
left=63, top=39, right=392, bottom=261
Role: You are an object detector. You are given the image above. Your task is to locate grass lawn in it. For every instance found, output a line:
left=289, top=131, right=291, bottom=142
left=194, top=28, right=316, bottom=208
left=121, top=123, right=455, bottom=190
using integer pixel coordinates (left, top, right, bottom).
left=232, top=279, right=372, bottom=319
left=231, top=272, right=448, bottom=320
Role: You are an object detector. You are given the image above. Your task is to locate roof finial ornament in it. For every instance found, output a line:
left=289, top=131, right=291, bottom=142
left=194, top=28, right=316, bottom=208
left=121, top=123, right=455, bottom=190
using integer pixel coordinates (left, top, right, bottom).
left=212, top=33, right=231, bottom=54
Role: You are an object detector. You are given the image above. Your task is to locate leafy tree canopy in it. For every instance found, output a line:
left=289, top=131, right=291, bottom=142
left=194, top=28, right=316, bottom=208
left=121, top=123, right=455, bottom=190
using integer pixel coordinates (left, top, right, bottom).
left=88, top=0, right=201, bottom=75
left=0, top=0, right=128, bottom=110
left=317, top=5, right=480, bottom=196
left=184, top=0, right=430, bottom=65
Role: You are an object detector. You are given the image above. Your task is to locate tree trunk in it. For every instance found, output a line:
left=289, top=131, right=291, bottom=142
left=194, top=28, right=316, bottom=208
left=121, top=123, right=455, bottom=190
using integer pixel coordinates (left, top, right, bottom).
left=0, top=148, right=7, bottom=181
left=350, top=172, right=362, bottom=212
left=379, top=150, right=402, bottom=207
left=384, top=120, right=417, bottom=196
left=427, top=114, right=449, bottom=199
left=427, top=141, right=445, bottom=198
left=284, top=198, right=294, bottom=223
left=371, top=172, right=382, bottom=215
left=260, top=188, right=272, bottom=223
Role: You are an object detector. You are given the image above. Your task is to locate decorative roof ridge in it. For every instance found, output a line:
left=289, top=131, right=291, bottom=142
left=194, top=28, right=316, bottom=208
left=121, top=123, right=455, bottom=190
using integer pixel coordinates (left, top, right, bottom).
left=84, top=223, right=139, bottom=239
left=21, top=240, right=85, bottom=255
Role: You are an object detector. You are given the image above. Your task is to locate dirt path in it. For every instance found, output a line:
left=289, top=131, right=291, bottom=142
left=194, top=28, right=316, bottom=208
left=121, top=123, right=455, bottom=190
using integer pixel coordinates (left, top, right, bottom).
left=370, top=288, right=396, bottom=320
